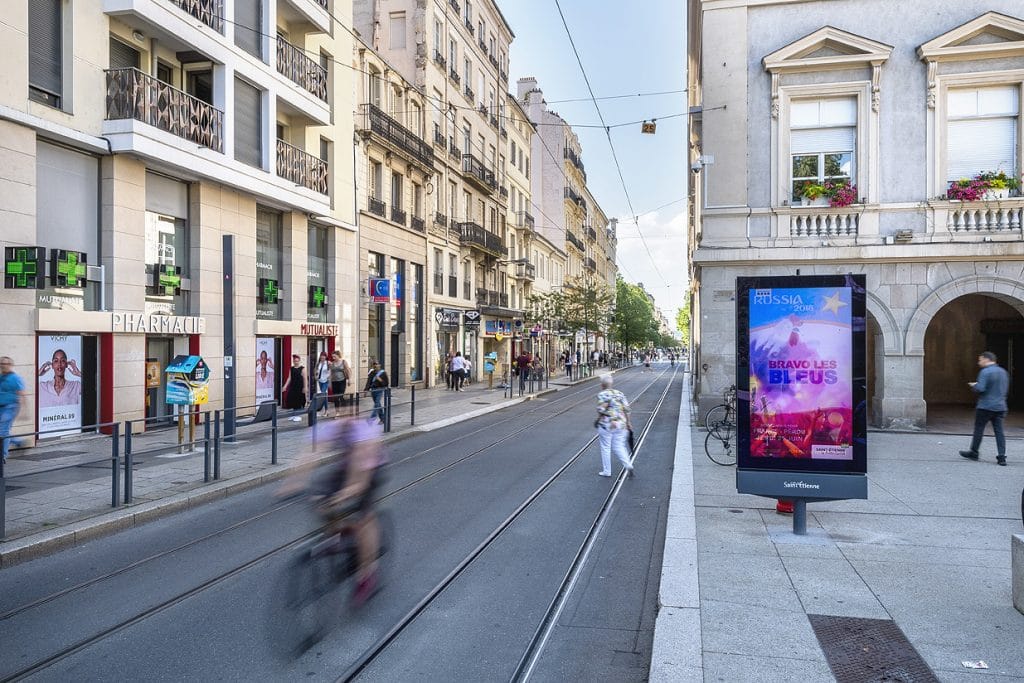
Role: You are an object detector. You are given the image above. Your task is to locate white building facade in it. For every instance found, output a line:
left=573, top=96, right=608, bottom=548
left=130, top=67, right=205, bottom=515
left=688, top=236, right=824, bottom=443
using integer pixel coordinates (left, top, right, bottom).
left=689, top=2, right=1024, bottom=426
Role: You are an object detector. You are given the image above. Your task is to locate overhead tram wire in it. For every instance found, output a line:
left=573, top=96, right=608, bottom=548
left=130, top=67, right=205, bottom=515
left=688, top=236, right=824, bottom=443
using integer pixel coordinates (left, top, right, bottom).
left=551, top=0, right=669, bottom=289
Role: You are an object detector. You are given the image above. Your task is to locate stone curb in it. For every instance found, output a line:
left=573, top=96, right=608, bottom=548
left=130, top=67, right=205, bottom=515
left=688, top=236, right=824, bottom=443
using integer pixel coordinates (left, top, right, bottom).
left=649, top=374, right=703, bottom=681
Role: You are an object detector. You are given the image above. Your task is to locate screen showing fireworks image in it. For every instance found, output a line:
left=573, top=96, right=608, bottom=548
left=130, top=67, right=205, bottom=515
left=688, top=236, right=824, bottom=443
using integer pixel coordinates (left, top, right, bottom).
left=748, top=286, right=853, bottom=460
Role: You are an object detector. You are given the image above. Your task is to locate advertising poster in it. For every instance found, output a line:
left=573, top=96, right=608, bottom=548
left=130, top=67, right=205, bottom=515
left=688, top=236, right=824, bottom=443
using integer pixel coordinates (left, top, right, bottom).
left=37, top=334, right=83, bottom=435
left=737, top=275, right=867, bottom=475
left=255, top=337, right=276, bottom=404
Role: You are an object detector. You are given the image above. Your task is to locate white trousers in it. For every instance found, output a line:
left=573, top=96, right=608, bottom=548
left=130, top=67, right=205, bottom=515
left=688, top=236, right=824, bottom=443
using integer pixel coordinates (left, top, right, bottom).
left=598, top=425, right=632, bottom=475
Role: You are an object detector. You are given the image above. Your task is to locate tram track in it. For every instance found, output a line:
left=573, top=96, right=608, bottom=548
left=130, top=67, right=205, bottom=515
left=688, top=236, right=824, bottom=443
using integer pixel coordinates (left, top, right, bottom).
left=1, top=367, right=666, bottom=682
left=0, top=369, right=623, bottom=624
left=336, top=366, right=679, bottom=682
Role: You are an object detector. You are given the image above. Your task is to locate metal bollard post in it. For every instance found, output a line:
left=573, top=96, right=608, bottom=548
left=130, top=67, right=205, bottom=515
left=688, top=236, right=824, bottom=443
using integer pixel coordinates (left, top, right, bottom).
left=203, top=413, right=211, bottom=483
left=111, top=423, right=121, bottom=508
left=124, top=421, right=133, bottom=504
left=271, top=404, right=278, bottom=465
left=0, top=438, right=7, bottom=540
left=411, top=386, right=416, bottom=426
left=214, top=410, right=222, bottom=477
left=384, top=389, right=391, bottom=433
left=213, top=410, right=222, bottom=480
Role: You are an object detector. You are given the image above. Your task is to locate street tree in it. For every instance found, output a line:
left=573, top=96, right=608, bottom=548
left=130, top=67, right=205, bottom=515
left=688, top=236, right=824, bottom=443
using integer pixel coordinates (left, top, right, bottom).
left=612, top=277, right=657, bottom=355
left=676, top=301, right=691, bottom=344
left=529, top=275, right=614, bottom=359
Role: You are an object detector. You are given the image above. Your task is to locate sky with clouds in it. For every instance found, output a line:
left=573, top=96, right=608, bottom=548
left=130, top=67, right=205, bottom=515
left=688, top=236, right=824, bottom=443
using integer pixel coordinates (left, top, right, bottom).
left=500, top=0, right=689, bottom=325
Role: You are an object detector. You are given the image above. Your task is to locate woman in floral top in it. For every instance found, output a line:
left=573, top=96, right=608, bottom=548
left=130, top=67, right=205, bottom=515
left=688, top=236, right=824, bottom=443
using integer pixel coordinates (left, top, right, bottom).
left=596, top=375, right=634, bottom=477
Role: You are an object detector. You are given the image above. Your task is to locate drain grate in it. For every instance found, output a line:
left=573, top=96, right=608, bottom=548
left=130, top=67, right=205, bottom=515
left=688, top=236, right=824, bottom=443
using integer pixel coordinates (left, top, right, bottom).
left=809, top=615, right=939, bottom=683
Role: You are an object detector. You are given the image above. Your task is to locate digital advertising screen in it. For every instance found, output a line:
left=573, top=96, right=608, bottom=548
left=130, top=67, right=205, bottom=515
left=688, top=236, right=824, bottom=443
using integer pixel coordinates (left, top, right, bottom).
left=736, top=275, right=867, bottom=475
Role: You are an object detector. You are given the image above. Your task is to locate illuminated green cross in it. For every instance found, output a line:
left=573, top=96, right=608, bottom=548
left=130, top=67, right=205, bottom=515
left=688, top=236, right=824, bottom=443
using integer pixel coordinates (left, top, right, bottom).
left=310, top=285, right=326, bottom=308
left=55, top=250, right=87, bottom=288
left=158, top=265, right=182, bottom=296
left=4, top=247, right=42, bottom=289
left=261, top=278, right=279, bottom=304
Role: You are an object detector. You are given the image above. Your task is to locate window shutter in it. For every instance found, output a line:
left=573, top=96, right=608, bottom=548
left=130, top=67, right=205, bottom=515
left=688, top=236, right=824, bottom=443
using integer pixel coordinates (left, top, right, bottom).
left=791, top=127, right=855, bottom=155
left=947, top=118, right=1017, bottom=180
left=234, top=79, right=263, bottom=168
left=234, top=0, right=262, bottom=58
left=29, top=0, right=62, bottom=96
left=109, top=38, right=140, bottom=71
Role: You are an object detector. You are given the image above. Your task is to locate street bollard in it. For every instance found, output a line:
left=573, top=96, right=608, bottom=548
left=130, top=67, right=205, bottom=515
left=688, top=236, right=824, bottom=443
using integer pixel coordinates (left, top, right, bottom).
left=411, top=386, right=416, bottom=426
left=385, top=389, right=392, bottom=433
left=0, top=438, right=7, bottom=539
left=213, top=411, right=222, bottom=480
left=214, top=410, right=222, bottom=474
left=203, top=414, right=211, bottom=483
left=124, top=421, right=133, bottom=504
left=111, top=423, right=121, bottom=508
left=271, top=404, right=278, bottom=465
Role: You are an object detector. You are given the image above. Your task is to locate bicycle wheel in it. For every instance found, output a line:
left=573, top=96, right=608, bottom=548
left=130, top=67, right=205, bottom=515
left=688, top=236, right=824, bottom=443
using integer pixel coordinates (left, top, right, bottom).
left=281, top=542, right=341, bottom=655
left=708, top=417, right=735, bottom=442
left=704, top=404, right=728, bottom=432
left=705, top=430, right=736, bottom=466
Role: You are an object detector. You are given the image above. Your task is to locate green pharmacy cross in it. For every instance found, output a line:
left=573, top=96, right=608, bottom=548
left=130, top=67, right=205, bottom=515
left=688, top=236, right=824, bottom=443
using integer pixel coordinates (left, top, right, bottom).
left=309, top=285, right=326, bottom=308
left=260, top=278, right=280, bottom=304
left=4, top=246, right=45, bottom=289
left=52, top=249, right=88, bottom=288
left=155, top=264, right=182, bottom=296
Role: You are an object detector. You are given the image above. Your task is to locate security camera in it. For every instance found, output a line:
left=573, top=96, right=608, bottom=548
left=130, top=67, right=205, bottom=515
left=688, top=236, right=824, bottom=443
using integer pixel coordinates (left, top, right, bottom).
left=690, top=161, right=703, bottom=174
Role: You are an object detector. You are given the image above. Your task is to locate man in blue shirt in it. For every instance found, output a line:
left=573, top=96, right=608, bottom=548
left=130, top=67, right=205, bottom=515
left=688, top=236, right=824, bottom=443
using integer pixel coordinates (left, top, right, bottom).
left=0, top=356, right=27, bottom=464
left=960, top=351, right=1010, bottom=466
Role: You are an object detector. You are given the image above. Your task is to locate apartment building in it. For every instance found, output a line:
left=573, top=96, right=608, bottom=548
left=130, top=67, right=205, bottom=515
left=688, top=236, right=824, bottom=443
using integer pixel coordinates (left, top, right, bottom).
left=353, top=39, right=431, bottom=386
left=688, top=1, right=1024, bottom=427
left=0, top=0, right=355, bottom=435
left=354, top=0, right=517, bottom=385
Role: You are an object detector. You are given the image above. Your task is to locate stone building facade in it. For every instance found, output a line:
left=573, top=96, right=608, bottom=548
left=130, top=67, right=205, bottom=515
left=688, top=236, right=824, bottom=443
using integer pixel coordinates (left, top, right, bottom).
left=689, top=2, right=1024, bottom=427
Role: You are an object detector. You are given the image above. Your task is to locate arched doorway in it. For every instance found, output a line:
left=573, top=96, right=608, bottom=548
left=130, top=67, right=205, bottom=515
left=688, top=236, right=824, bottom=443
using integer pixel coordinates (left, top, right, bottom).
left=866, top=312, right=884, bottom=426
left=923, top=293, right=1024, bottom=429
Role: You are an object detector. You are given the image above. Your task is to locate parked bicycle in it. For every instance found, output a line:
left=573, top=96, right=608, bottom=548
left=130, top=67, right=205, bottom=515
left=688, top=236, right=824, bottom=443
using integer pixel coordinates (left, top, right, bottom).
left=704, top=385, right=737, bottom=466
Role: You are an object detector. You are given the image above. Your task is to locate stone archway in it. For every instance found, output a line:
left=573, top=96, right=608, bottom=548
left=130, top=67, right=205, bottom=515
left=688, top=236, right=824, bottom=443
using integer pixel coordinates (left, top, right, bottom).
left=905, top=276, right=1024, bottom=356
left=864, top=292, right=898, bottom=426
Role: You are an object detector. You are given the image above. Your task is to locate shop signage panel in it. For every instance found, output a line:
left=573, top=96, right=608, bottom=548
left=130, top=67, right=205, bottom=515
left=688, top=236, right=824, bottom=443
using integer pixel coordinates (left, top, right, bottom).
left=51, top=249, right=87, bottom=288
left=735, top=274, right=867, bottom=493
left=152, top=264, right=182, bottom=297
left=463, top=310, right=482, bottom=328
left=308, top=285, right=327, bottom=308
left=255, top=337, right=276, bottom=404
left=299, top=323, right=339, bottom=337
left=37, top=334, right=83, bottom=436
left=111, top=313, right=205, bottom=334
left=4, top=246, right=46, bottom=289
left=369, top=277, right=391, bottom=303
left=259, top=278, right=280, bottom=304
left=435, top=307, right=461, bottom=328
left=485, top=320, right=513, bottom=337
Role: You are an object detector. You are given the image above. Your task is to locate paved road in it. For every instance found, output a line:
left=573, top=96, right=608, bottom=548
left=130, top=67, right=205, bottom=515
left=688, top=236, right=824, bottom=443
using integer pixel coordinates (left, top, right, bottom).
left=0, top=366, right=682, bottom=681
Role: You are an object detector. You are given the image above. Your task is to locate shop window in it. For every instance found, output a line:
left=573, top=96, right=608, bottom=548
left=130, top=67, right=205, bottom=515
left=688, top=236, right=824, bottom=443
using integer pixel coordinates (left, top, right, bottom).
left=256, top=208, right=283, bottom=320
left=307, top=224, right=331, bottom=323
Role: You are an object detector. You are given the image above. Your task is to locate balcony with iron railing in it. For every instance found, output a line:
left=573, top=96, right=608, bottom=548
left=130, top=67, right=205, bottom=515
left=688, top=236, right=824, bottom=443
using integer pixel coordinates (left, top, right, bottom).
left=449, top=68, right=461, bottom=85
left=517, top=211, right=535, bottom=229
left=499, top=185, right=509, bottom=199
left=358, top=104, right=434, bottom=169
left=584, top=257, right=597, bottom=272
left=368, top=196, right=386, bottom=218
left=465, top=85, right=475, bottom=101
left=167, top=0, right=223, bottom=32
left=276, top=139, right=328, bottom=194
left=277, top=35, right=328, bottom=102
left=461, top=153, right=497, bottom=194
left=477, top=103, right=488, bottom=117
left=458, top=221, right=504, bottom=256
left=566, top=231, right=585, bottom=252
left=391, top=206, right=407, bottom=225
left=586, top=226, right=597, bottom=241
left=489, top=115, right=499, bottom=129
left=499, top=68, right=508, bottom=82
left=515, top=261, right=537, bottom=280
left=435, top=212, right=448, bottom=227
left=489, top=54, right=499, bottom=70
left=479, top=38, right=488, bottom=53
left=476, top=288, right=503, bottom=307
left=465, top=18, right=475, bottom=34
left=565, top=186, right=586, bottom=208
left=411, top=216, right=426, bottom=232
left=105, top=67, right=224, bottom=152
left=449, top=139, right=462, bottom=160
left=433, top=50, right=447, bottom=69
left=434, top=128, right=446, bottom=147
left=500, top=126, right=507, bottom=139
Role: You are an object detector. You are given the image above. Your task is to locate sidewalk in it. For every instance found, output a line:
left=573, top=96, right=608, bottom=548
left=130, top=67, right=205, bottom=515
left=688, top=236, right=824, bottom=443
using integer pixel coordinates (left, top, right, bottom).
left=651, top=377, right=1024, bottom=681
left=0, top=369, right=612, bottom=567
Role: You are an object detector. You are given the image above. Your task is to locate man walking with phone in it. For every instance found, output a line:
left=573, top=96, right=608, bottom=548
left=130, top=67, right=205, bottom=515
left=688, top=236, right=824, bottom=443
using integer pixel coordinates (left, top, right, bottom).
left=960, top=351, right=1010, bottom=466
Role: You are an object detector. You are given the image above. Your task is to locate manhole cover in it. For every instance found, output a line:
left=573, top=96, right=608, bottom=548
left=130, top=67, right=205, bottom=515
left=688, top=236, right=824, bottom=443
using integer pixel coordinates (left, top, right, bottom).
left=809, top=615, right=939, bottom=683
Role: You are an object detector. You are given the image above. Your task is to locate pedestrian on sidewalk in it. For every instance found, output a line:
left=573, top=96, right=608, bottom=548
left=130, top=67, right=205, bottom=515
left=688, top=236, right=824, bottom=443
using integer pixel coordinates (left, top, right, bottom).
left=315, top=351, right=331, bottom=416
left=450, top=352, right=466, bottom=391
left=0, top=357, right=26, bottom=464
left=330, top=350, right=351, bottom=416
left=564, top=351, right=573, bottom=379
left=517, top=350, right=531, bottom=392
left=596, top=375, right=634, bottom=477
left=364, top=360, right=389, bottom=424
left=960, top=351, right=1010, bottom=465
left=444, top=352, right=454, bottom=390
left=463, top=357, right=472, bottom=386
left=281, top=354, right=307, bottom=422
